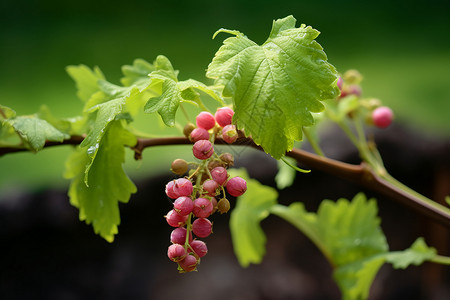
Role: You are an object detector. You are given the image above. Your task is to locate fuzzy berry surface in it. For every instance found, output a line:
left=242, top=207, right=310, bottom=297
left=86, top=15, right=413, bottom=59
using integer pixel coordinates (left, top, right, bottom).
left=173, top=196, right=194, bottom=216
left=215, top=107, right=234, bottom=127
left=193, top=198, right=214, bottom=218
left=173, top=178, right=193, bottom=197
left=196, top=111, right=216, bottom=130
left=192, top=218, right=212, bottom=238
left=226, top=176, right=247, bottom=197
left=179, top=254, right=198, bottom=272
left=372, top=106, right=394, bottom=128
left=192, top=140, right=214, bottom=160
left=170, top=227, right=192, bottom=244
left=190, top=240, right=208, bottom=258
left=210, top=167, right=228, bottom=186
left=190, top=127, right=210, bottom=142
left=165, top=181, right=178, bottom=199
left=168, top=244, right=187, bottom=262
left=166, top=209, right=188, bottom=227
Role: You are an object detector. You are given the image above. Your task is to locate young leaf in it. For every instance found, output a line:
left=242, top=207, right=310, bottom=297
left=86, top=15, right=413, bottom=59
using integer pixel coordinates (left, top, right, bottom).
left=5, top=116, right=70, bottom=151
left=64, top=121, right=137, bottom=242
left=66, top=65, right=105, bottom=102
left=144, top=57, right=222, bottom=126
left=228, top=169, right=278, bottom=267
left=207, top=15, right=340, bottom=159
left=270, top=193, right=437, bottom=300
left=121, top=58, right=156, bottom=87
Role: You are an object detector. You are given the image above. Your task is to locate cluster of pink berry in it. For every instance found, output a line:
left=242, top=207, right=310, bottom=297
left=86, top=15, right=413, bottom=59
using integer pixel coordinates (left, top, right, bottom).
left=337, top=71, right=394, bottom=129
left=165, top=107, right=247, bottom=272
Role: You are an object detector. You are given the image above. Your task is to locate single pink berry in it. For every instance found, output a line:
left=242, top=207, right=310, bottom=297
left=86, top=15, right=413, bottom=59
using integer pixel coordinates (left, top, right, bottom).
left=166, top=209, right=188, bottom=227
left=215, top=107, right=234, bottom=127
left=222, top=125, right=238, bottom=144
left=190, top=240, right=208, bottom=258
left=190, top=127, right=210, bottom=142
left=196, top=111, right=216, bottom=130
left=226, top=176, right=247, bottom=197
left=167, top=244, right=187, bottom=262
left=165, top=181, right=178, bottom=199
left=192, top=218, right=212, bottom=238
left=193, top=197, right=214, bottom=218
left=203, top=179, right=219, bottom=196
left=173, top=178, right=193, bottom=197
left=372, top=106, right=394, bottom=128
left=192, top=140, right=214, bottom=160
left=210, top=167, right=228, bottom=186
left=178, top=254, right=198, bottom=272
left=170, top=227, right=193, bottom=244
left=173, top=196, right=194, bottom=216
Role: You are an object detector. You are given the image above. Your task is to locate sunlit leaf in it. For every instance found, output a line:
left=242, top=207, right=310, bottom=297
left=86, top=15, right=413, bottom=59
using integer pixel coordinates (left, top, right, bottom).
left=207, top=15, right=339, bottom=159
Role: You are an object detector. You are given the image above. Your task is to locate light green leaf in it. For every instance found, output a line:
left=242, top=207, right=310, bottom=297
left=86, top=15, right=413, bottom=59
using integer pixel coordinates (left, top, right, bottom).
left=386, top=237, right=436, bottom=269
left=64, top=121, right=137, bottom=242
left=229, top=169, right=278, bottom=267
left=144, top=59, right=221, bottom=126
left=0, top=105, right=16, bottom=119
left=121, top=58, right=155, bottom=87
left=275, top=156, right=297, bottom=189
left=270, top=193, right=437, bottom=300
left=207, top=15, right=339, bottom=159
left=66, top=65, right=105, bottom=102
left=5, top=115, right=70, bottom=151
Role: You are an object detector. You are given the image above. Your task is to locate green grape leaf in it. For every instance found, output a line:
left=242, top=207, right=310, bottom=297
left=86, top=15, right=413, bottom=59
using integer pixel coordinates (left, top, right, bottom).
left=275, top=156, right=297, bottom=189
left=207, top=15, right=339, bottom=159
left=5, top=115, right=70, bottom=151
left=228, top=169, right=278, bottom=267
left=144, top=57, right=222, bottom=126
left=270, top=193, right=437, bottom=300
left=66, top=64, right=105, bottom=102
left=64, top=121, right=137, bottom=242
left=121, top=58, right=156, bottom=87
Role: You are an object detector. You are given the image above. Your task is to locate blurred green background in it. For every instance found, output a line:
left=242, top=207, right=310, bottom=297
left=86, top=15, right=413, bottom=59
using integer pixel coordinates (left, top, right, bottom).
left=1, top=0, right=449, bottom=193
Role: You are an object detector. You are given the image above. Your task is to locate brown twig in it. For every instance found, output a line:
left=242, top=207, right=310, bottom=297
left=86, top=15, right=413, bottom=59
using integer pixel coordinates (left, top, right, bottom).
left=2, top=135, right=450, bottom=227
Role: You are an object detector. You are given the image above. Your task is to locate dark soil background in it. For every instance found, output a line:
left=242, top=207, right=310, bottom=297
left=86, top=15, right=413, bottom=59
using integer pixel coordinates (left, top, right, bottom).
left=1, top=124, right=449, bottom=300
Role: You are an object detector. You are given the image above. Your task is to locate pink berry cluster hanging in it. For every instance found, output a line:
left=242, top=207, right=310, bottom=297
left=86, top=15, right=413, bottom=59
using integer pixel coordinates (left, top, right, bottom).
left=165, top=107, right=247, bottom=272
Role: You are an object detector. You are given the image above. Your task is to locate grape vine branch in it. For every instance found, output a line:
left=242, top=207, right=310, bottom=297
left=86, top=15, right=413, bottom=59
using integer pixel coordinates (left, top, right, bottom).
left=2, top=133, right=449, bottom=227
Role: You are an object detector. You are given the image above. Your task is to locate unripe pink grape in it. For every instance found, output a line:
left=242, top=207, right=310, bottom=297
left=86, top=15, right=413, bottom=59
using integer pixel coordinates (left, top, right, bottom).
left=203, top=179, right=219, bottom=197
left=165, top=181, right=178, bottom=199
left=190, top=240, right=208, bottom=258
left=210, top=197, right=218, bottom=214
left=173, top=178, right=193, bottom=197
left=214, top=107, right=234, bottom=127
left=190, top=127, right=210, bottom=142
left=192, top=218, right=212, bottom=238
left=170, top=227, right=193, bottom=244
left=372, top=106, right=394, bottom=128
left=196, top=111, right=216, bottom=130
left=166, top=209, right=188, bottom=227
left=193, top=197, right=214, bottom=218
left=222, top=125, right=238, bottom=144
left=192, top=140, right=214, bottom=160
left=226, top=176, right=247, bottom=197
left=210, top=167, right=228, bottom=186
left=167, top=244, right=187, bottom=262
left=178, top=254, right=198, bottom=272
left=173, top=196, right=194, bottom=216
